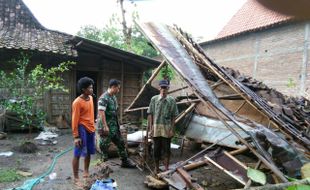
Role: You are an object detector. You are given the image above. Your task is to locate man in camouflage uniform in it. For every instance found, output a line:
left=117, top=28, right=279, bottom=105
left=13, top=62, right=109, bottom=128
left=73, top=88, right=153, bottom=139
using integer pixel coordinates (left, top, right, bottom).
left=148, top=79, right=179, bottom=174
left=97, top=79, right=135, bottom=168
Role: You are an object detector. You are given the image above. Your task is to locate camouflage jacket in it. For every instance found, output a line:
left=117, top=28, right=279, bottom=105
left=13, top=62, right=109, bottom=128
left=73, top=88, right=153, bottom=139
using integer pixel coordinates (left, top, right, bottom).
left=97, top=91, right=119, bottom=129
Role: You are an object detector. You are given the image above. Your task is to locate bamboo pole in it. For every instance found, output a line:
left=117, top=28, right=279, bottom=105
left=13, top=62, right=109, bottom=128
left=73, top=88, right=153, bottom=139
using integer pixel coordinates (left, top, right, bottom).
left=183, top=159, right=208, bottom=171
left=125, top=99, right=200, bottom=112
left=217, top=93, right=243, bottom=100
left=120, top=62, right=124, bottom=122
left=211, top=80, right=224, bottom=90
left=167, top=86, right=188, bottom=94
left=234, top=101, right=247, bottom=114
left=125, top=60, right=166, bottom=112
left=175, top=103, right=197, bottom=123
left=229, top=147, right=249, bottom=156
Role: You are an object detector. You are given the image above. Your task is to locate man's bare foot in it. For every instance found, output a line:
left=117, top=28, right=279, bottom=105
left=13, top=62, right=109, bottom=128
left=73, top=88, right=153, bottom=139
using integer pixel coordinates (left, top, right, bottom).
left=73, top=178, right=84, bottom=189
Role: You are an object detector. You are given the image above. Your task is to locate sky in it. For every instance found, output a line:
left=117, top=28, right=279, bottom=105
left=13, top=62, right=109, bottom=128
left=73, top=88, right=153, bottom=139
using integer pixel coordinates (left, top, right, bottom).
left=23, top=0, right=246, bottom=41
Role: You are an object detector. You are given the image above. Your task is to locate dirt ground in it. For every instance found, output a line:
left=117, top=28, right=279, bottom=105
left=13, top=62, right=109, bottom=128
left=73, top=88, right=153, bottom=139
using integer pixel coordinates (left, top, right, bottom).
left=0, top=129, right=247, bottom=190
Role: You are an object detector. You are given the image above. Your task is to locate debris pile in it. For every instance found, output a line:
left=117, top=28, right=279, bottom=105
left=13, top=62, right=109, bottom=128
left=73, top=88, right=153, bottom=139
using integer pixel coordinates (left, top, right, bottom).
left=125, top=22, right=310, bottom=189
left=223, top=67, right=310, bottom=137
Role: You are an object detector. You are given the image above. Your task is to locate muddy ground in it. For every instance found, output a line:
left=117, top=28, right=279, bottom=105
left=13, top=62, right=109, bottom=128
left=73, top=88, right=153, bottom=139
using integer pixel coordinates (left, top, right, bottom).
left=0, top=129, right=250, bottom=190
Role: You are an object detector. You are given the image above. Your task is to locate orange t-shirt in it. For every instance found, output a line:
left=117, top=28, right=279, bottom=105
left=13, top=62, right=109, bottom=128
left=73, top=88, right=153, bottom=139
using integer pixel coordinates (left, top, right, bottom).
left=71, top=96, right=95, bottom=138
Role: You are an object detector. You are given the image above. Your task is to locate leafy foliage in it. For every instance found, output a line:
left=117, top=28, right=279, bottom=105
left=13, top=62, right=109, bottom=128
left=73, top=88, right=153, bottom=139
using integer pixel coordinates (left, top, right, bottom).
left=77, top=13, right=158, bottom=58
left=286, top=185, right=310, bottom=190
left=287, top=78, right=297, bottom=88
left=0, top=53, right=75, bottom=130
left=247, top=167, right=266, bottom=185
left=77, top=8, right=179, bottom=82
left=159, top=64, right=175, bottom=81
left=0, top=169, right=21, bottom=183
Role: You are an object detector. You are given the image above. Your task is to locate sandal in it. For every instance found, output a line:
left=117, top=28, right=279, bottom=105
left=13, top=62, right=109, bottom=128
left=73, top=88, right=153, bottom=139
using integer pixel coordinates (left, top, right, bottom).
left=73, top=178, right=84, bottom=190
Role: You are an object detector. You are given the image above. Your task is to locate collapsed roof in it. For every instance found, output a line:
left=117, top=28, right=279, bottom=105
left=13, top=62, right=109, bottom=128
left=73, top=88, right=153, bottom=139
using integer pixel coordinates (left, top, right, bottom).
left=126, top=22, right=310, bottom=186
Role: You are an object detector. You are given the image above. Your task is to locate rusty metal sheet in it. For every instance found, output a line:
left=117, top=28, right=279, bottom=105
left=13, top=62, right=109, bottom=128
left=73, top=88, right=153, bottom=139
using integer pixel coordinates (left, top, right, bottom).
left=136, top=22, right=224, bottom=108
left=185, top=114, right=250, bottom=149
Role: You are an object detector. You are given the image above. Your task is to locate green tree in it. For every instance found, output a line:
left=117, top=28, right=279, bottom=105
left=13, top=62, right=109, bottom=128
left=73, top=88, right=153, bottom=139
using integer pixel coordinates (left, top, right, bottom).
left=77, top=9, right=177, bottom=82
left=0, top=53, right=75, bottom=131
left=77, top=13, right=158, bottom=58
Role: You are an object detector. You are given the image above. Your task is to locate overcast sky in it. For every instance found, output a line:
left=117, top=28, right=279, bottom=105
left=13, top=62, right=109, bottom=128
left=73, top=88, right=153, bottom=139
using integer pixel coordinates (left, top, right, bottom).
left=23, top=0, right=246, bottom=41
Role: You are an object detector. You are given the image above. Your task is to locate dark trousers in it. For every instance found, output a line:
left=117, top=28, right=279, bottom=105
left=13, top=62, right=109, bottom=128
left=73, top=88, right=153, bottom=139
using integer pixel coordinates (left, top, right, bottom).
left=153, top=137, right=171, bottom=161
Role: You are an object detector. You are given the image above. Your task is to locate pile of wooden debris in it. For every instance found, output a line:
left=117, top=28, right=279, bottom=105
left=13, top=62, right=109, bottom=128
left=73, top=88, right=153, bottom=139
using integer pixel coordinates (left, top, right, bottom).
left=125, top=22, right=310, bottom=189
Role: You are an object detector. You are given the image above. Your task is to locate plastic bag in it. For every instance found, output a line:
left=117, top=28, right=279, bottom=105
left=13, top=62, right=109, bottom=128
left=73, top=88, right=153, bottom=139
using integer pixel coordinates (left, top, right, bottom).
left=90, top=179, right=116, bottom=190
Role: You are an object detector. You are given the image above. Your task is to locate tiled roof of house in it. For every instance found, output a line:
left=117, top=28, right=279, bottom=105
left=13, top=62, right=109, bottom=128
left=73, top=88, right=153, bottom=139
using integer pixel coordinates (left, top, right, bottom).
left=0, top=0, right=77, bottom=56
left=201, top=0, right=295, bottom=45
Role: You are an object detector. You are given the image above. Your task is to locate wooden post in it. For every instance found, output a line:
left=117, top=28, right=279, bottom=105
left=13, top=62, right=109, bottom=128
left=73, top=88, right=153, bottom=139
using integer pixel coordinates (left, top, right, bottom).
left=300, top=23, right=309, bottom=96
left=120, top=62, right=124, bottom=122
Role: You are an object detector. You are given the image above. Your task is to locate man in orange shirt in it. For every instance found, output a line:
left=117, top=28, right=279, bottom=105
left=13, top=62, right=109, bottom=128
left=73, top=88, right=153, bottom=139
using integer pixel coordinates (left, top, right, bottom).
left=71, top=77, right=95, bottom=188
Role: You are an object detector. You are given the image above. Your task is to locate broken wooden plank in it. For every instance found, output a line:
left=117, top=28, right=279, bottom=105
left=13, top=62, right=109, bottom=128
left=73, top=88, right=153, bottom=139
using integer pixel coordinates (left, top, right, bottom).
left=204, top=153, right=248, bottom=185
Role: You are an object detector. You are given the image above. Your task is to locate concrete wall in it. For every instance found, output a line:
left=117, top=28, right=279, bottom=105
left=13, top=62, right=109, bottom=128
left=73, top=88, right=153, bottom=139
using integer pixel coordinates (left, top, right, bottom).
left=201, top=21, right=310, bottom=98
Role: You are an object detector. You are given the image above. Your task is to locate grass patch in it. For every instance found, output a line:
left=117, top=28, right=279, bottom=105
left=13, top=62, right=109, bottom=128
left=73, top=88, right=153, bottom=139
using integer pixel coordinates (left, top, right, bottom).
left=90, top=158, right=103, bottom=167
left=0, top=169, right=21, bottom=183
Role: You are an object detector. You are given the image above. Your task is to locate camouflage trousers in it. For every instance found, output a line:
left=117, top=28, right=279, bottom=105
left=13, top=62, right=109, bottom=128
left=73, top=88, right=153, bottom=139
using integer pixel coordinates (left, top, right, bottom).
left=99, top=125, right=128, bottom=161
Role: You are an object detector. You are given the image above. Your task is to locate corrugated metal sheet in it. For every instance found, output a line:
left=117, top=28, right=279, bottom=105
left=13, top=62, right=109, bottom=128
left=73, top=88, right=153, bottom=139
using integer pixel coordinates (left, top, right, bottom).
left=185, top=114, right=250, bottom=149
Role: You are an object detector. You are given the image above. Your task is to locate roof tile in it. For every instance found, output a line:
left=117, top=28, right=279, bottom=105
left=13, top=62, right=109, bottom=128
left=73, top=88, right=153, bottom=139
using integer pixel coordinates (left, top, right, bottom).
left=216, top=0, right=294, bottom=40
left=0, top=0, right=77, bottom=56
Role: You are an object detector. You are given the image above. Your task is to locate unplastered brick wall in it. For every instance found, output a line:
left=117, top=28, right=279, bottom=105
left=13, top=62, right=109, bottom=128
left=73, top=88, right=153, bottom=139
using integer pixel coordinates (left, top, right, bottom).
left=202, top=21, right=310, bottom=98
left=50, top=72, right=71, bottom=123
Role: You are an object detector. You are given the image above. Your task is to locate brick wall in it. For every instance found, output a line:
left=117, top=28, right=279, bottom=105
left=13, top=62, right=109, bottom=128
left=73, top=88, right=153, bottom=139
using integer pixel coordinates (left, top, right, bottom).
left=201, top=21, right=310, bottom=98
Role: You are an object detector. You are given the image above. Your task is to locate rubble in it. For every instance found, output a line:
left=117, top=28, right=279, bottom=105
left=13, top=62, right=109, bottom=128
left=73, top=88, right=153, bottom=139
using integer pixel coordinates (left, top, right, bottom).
left=125, top=22, right=310, bottom=189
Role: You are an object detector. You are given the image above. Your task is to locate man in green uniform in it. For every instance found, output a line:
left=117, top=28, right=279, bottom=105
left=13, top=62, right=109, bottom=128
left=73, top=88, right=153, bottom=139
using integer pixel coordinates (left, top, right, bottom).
left=148, top=79, right=179, bottom=174
left=97, top=79, right=135, bottom=168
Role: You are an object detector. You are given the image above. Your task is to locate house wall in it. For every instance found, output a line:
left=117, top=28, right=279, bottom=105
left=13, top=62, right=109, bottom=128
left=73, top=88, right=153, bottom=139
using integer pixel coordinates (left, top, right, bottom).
left=74, top=54, right=144, bottom=125
left=0, top=49, right=151, bottom=127
left=98, top=61, right=143, bottom=123
left=201, top=21, right=310, bottom=98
